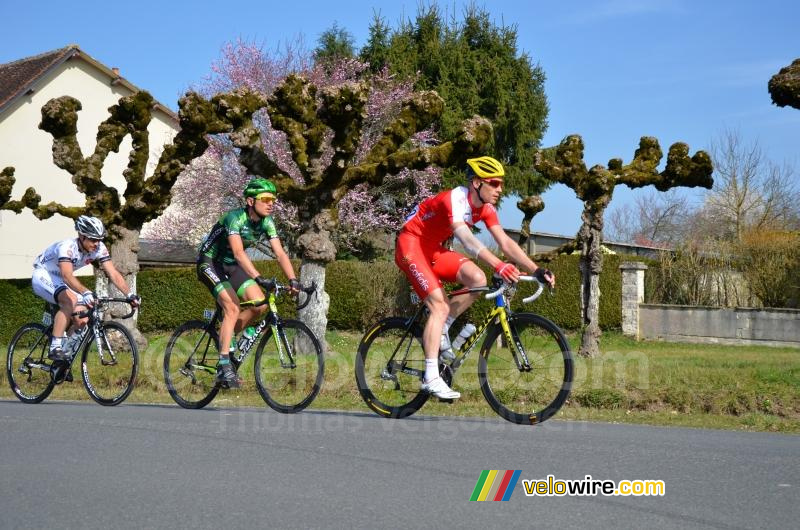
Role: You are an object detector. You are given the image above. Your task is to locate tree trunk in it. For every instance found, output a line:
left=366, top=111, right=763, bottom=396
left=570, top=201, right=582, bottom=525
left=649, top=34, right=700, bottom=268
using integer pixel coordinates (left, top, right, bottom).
left=294, top=211, right=337, bottom=354
left=516, top=195, right=544, bottom=254
left=95, top=226, right=147, bottom=350
left=297, top=260, right=330, bottom=354
left=577, top=207, right=604, bottom=358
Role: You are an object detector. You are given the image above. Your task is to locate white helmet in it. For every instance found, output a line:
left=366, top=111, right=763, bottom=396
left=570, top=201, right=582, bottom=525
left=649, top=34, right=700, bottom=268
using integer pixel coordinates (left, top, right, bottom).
left=74, top=215, right=106, bottom=239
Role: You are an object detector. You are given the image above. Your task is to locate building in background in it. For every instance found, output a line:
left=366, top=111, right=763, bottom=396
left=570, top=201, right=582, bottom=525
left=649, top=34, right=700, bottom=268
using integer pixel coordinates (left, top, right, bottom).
left=0, top=45, right=179, bottom=278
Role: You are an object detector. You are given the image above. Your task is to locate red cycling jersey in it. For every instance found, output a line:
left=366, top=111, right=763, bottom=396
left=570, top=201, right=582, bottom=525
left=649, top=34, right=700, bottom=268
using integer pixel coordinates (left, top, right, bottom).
left=396, top=186, right=500, bottom=298
left=400, top=186, right=500, bottom=244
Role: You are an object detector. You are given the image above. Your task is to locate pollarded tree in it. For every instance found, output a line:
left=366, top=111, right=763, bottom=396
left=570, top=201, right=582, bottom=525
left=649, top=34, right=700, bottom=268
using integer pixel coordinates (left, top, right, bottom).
left=225, top=74, right=492, bottom=347
left=0, top=89, right=266, bottom=345
left=534, top=135, right=713, bottom=357
left=769, top=59, right=800, bottom=110
left=145, top=42, right=438, bottom=260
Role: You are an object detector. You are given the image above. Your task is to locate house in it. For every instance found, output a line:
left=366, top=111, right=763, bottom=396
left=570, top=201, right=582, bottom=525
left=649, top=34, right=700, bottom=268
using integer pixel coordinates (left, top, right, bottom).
left=0, top=45, right=180, bottom=279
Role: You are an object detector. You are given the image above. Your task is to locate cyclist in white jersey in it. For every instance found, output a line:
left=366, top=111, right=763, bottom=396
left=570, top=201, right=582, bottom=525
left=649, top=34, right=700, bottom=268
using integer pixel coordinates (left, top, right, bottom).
left=32, top=215, right=140, bottom=361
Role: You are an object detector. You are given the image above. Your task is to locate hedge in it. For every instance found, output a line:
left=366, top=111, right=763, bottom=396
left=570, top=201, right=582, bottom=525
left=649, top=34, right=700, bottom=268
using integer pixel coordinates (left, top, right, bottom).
left=1, top=255, right=637, bottom=341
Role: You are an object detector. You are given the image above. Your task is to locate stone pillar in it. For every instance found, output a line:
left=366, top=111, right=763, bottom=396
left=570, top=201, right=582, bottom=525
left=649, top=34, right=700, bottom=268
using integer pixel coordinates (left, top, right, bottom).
left=620, top=261, right=648, bottom=339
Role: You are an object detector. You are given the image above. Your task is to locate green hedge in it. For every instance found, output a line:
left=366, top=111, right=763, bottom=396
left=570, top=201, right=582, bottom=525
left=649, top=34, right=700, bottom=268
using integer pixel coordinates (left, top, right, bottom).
left=1, top=255, right=638, bottom=341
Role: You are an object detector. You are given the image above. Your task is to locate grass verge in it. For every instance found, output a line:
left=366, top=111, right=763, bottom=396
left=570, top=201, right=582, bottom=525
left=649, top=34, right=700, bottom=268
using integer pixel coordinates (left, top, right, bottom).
left=2, top=330, right=798, bottom=433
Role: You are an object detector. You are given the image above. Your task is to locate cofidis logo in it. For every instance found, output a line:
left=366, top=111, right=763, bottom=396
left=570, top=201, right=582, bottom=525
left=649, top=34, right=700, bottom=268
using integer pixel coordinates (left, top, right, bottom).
left=469, top=470, right=522, bottom=501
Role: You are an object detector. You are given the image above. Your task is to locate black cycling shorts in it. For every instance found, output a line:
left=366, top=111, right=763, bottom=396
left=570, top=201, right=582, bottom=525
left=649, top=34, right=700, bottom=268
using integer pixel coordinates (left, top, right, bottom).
left=197, top=256, right=256, bottom=298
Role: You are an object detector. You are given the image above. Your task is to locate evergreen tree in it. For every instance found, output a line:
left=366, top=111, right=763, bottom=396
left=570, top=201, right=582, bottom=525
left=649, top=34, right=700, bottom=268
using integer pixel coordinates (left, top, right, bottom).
left=358, top=4, right=549, bottom=195
left=314, top=21, right=356, bottom=64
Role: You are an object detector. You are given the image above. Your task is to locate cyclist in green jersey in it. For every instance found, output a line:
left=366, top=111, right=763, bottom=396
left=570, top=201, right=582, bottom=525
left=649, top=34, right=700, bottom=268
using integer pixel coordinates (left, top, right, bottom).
left=197, top=178, right=300, bottom=388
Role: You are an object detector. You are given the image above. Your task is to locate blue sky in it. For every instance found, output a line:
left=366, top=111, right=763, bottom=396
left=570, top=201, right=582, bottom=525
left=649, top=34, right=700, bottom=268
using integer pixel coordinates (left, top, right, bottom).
left=2, top=0, right=798, bottom=237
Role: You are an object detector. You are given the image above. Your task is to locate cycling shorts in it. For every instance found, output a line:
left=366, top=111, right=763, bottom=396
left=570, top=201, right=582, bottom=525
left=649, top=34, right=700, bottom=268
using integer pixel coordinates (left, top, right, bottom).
left=395, top=232, right=470, bottom=299
left=31, top=267, right=93, bottom=306
left=197, top=256, right=256, bottom=298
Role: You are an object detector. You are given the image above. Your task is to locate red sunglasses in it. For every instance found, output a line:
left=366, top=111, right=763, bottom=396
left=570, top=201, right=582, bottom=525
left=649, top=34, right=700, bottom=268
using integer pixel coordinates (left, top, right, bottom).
left=482, top=179, right=503, bottom=188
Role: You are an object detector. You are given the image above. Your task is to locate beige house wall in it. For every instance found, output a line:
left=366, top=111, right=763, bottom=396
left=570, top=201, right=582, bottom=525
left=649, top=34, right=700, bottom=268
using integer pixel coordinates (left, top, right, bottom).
left=0, top=58, right=177, bottom=279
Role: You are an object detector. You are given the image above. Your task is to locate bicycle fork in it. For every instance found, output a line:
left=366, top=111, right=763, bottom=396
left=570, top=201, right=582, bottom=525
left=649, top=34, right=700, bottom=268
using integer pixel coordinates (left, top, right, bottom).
left=497, top=312, right=532, bottom=372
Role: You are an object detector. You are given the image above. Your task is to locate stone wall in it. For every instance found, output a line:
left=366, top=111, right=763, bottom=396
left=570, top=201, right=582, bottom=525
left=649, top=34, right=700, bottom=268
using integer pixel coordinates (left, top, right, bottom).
left=620, top=260, right=800, bottom=348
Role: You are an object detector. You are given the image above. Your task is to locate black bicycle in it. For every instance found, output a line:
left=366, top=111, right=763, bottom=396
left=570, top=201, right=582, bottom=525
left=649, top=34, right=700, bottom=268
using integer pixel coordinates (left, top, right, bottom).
left=6, top=298, right=140, bottom=405
left=163, top=279, right=323, bottom=413
left=355, top=276, right=573, bottom=425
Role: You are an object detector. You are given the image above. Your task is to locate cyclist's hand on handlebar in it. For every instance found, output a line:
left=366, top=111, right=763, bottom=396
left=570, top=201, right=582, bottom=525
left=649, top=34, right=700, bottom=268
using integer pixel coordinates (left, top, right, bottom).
left=126, top=293, right=141, bottom=308
left=81, top=290, right=96, bottom=307
left=255, top=276, right=276, bottom=292
left=288, top=278, right=301, bottom=295
left=494, top=262, right=520, bottom=283
left=533, top=267, right=555, bottom=288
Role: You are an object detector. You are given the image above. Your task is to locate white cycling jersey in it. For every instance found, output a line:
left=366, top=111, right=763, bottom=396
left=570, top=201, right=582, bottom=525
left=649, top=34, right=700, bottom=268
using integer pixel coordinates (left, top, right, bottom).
left=32, top=238, right=110, bottom=305
left=33, top=238, right=110, bottom=276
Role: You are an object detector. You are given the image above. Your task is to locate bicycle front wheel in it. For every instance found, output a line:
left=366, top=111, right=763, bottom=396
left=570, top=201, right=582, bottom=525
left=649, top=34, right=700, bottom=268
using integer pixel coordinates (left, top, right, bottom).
left=6, top=323, right=55, bottom=404
left=81, top=321, right=139, bottom=406
left=479, top=313, right=573, bottom=425
left=354, top=317, right=429, bottom=419
left=254, top=319, right=324, bottom=413
left=163, top=320, right=221, bottom=409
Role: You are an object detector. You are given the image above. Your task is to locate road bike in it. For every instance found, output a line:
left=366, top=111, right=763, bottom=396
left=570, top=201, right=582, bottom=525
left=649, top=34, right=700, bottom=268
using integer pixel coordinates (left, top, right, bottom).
left=163, top=279, right=323, bottom=413
left=355, top=276, right=573, bottom=425
left=6, top=298, right=140, bottom=405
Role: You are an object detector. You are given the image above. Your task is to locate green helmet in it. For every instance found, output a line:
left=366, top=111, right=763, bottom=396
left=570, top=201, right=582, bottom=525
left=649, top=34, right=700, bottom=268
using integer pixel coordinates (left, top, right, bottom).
left=243, top=178, right=277, bottom=198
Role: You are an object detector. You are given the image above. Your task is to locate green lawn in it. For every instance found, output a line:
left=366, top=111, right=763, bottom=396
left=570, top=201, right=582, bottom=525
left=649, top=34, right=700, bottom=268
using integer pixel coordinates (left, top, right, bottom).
left=2, top=330, right=798, bottom=433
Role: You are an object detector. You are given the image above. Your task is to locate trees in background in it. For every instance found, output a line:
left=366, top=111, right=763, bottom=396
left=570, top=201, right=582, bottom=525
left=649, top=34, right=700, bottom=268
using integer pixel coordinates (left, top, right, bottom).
left=323, top=4, right=550, bottom=200
left=610, top=129, right=799, bottom=309
left=0, top=90, right=258, bottom=344
left=769, top=59, right=800, bottom=110
left=145, top=41, right=440, bottom=260
left=534, top=135, right=713, bottom=357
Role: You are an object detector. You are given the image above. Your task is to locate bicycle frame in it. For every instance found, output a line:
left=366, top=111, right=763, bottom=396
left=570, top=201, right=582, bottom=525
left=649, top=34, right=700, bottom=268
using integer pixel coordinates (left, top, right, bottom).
left=234, top=292, right=284, bottom=365
left=201, top=279, right=315, bottom=370
left=386, top=281, right=535, bottom=382
left=48, top=299, right=133, bottom=380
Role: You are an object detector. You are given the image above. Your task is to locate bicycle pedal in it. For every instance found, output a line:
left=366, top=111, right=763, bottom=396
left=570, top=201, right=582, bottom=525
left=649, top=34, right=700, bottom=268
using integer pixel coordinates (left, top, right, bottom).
left=65, top=371, right=74, bottom=383
left=437, top=398, right=455, bottom=404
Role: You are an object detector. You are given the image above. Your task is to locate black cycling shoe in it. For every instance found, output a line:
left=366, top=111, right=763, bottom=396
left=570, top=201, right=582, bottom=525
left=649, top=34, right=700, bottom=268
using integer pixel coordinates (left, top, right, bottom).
left=215, top=362, right=241, bottom=389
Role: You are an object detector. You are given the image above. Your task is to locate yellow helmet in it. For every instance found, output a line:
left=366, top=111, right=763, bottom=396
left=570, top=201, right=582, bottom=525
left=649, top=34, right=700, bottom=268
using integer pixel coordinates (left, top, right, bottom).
left=466, top=156, right=505, bottom=179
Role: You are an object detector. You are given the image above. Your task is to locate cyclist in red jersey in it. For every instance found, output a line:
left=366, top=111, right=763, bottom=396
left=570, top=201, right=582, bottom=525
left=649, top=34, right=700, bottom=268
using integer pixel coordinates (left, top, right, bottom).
left=395, top=156, right=555, bottom=399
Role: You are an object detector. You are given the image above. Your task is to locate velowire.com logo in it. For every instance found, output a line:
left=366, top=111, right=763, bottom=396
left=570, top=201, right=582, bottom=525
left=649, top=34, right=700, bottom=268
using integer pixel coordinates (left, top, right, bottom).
left=469, top=470, right=521, bottom=501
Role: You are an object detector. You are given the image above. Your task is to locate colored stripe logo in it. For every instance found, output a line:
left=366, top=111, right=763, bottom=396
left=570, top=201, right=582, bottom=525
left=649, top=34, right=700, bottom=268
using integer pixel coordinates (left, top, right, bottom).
left=470, top=470, right=521, bottom=501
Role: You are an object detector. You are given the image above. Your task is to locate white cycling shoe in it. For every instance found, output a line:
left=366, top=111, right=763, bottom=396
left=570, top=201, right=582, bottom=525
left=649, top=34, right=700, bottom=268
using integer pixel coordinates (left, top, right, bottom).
left=421, top=377, right=461, bottom=399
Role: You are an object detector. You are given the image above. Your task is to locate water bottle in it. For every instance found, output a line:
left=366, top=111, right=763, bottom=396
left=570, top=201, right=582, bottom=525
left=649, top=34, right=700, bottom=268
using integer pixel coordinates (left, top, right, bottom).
left=238, top=326, right=256, bottom=350
left=450, top=323, right=477, bottom=352
left=64, top=327, right=88, bottom=354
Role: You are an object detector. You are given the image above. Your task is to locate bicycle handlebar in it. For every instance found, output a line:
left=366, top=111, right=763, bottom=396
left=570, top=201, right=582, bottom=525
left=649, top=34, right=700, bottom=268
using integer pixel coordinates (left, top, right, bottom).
left=485, top=275, right=546, bottom=303
left=72, top=297, right=139, bottom=319
left=239, top=279, right=317, bottom=311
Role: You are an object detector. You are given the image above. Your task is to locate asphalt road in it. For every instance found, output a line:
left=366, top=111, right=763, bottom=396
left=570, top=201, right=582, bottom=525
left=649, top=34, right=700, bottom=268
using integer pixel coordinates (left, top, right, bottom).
left=0, top=400, right=797, bottom=529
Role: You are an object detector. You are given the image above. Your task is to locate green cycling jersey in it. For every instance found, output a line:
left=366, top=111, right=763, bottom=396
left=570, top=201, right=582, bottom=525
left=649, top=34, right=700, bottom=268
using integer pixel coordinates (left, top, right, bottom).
left=198, top=208, right=278, bottom=264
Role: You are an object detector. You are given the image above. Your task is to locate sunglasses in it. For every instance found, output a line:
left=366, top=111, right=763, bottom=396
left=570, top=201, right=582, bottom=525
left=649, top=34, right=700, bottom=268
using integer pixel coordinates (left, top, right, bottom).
left=83, top=236, right=103, bottom=243
left=256, top=196, right=276, bottom=204
left=482, top=179, right=503, bottom=188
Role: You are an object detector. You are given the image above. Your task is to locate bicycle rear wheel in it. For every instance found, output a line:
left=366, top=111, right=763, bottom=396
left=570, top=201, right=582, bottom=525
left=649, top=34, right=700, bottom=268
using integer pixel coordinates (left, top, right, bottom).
left=81, top=321, right=139, bottom=406
left=355, top=317, right=429, bottom=419
left=163, top=320, right=221, bottom=409
left=479, top=313, right=573, bottom=425
left=254, top=319, right=324, bottom=413
left=6, top=323, right=55, bottom=404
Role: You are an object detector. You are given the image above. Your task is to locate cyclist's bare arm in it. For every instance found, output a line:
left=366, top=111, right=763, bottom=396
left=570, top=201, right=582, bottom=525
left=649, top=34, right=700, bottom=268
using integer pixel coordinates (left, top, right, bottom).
left=267, top=237, right=298, bottom=289
left=58, top=261, right=91, bottom=296
left=487, top=224, right=555, bottom=287
left=98, top=260, right=137, bottom=301
left=229, top=233, right=262, bottom=280
left=451, top=221, right=504, bottom=269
